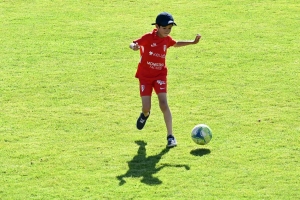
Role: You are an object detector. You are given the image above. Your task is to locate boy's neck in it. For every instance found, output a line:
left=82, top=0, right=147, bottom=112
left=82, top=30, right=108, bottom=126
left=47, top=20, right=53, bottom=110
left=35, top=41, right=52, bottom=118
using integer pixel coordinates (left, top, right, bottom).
left=156, top=31, right=164, bottom=38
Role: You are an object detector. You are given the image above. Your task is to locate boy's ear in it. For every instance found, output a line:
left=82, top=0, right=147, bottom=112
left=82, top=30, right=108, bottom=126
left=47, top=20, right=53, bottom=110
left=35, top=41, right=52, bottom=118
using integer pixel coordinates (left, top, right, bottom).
left=155, top=24, right=159, bottom=29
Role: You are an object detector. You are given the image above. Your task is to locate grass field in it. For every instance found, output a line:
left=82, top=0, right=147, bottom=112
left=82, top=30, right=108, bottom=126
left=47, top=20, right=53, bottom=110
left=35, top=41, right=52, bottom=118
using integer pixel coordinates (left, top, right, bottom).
left=1, top=0, right=299, bottom=199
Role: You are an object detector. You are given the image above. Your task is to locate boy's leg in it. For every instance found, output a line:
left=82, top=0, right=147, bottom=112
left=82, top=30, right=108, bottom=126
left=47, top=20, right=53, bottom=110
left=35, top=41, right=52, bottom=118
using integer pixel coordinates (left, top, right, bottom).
left=139, top=79, right=153, bottom=116
left=157, top=93, right=172, bottom=135
left=141, top=96, right=151, bottom=116
left=157, top=93, right=177, bottom=147
left=136, top=96, right=151, bottom=130
left=136, top=79, right=152, bottom=130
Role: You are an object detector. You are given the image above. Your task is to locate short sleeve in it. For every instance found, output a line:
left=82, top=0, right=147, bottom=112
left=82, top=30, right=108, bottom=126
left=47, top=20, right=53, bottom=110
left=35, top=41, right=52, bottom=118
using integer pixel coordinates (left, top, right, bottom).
left=168, top=36, right=176, bottom=47
left=133, top=34, right=151, bottom=46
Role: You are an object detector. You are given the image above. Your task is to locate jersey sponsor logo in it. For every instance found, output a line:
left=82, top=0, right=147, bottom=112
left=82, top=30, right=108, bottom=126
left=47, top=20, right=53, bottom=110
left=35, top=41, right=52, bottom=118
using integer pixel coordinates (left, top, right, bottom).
left=149, top=51, right=165, bottom=58
left=147, top=61, right=164, bottom=70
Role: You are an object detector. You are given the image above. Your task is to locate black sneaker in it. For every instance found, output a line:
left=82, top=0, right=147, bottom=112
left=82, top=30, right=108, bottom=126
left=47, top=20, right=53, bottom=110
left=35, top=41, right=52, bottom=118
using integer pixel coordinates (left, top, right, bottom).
left=167, top=135, right=177, bottom=148
left=136, top=112, right=150, bottom=130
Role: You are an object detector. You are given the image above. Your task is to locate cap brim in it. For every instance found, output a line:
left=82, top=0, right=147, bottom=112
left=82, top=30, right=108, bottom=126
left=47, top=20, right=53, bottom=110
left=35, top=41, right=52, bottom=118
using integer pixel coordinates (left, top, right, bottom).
left=151, top=22, right=177, bottom=26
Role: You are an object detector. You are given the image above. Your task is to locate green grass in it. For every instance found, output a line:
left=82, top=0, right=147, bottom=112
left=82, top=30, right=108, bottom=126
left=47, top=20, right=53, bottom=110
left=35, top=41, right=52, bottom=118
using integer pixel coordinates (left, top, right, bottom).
left=1, top=0, right=299, bottom=199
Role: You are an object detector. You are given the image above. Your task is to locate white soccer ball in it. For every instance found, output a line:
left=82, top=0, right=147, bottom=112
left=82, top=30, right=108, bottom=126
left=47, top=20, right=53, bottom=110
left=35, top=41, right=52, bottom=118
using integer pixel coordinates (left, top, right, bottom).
left=191, top=124, right=212, bottom=145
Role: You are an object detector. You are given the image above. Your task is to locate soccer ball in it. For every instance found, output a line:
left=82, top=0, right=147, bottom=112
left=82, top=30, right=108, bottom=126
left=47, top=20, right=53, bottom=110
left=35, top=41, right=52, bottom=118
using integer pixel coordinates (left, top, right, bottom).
left=191, top=124, right=212, bottom=145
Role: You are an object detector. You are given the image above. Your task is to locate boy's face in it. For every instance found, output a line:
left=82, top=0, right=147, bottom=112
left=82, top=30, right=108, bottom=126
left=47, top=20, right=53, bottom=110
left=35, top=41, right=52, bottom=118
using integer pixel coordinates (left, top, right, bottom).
left=156, top=24, right=173, bottom=38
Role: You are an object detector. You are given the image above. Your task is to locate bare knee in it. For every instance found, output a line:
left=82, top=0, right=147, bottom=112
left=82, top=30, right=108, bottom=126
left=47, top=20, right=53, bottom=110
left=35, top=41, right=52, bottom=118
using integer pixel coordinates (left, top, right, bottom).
left=159, top=100, right=169, bottom=112
left=141, top=96, right=151, bottom=114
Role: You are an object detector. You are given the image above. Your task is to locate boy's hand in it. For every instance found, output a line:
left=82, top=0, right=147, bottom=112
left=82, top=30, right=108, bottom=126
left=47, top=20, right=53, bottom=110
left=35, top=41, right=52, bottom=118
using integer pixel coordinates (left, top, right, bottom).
left=129, top=43, right=140, bottom=51
left=193, top=34, right=201, bottom=44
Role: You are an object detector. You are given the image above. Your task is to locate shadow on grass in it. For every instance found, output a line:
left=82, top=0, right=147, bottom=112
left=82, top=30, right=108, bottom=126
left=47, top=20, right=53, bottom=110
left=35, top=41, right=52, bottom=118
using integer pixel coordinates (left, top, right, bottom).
left=190, top=148, right=211, bottom=157
left=117, top=140, right=190, bottom=186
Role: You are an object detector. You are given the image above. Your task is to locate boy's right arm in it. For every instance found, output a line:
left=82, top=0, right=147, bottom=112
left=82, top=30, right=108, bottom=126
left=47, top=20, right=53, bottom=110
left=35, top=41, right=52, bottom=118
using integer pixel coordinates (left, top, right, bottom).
left=129, top=42, right=140, bottom=51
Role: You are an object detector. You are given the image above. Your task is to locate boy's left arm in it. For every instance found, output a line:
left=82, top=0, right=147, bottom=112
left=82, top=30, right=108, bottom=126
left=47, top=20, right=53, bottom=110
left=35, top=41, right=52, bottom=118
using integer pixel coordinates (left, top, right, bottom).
left=173, top=34, right=201, bottom=47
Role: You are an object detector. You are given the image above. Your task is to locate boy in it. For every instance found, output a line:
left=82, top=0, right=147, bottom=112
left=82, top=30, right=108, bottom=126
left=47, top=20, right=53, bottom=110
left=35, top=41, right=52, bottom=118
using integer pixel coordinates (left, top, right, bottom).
left=129, top=12, right=201, bottom=148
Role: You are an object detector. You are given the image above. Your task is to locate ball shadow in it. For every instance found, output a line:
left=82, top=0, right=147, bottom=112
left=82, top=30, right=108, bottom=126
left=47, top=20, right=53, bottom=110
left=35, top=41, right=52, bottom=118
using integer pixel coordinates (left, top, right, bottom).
left=190, top=148, right=211, bottom=157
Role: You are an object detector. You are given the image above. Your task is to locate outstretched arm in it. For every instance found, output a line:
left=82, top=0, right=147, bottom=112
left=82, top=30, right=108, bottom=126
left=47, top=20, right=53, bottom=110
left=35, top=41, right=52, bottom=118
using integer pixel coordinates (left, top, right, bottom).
left=173, top=34, right=201, bottom=47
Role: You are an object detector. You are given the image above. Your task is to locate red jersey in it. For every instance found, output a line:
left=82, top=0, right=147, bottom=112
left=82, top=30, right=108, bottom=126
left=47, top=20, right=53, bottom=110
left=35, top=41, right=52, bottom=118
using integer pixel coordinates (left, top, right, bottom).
left=133, top=29, right=176, bottom=80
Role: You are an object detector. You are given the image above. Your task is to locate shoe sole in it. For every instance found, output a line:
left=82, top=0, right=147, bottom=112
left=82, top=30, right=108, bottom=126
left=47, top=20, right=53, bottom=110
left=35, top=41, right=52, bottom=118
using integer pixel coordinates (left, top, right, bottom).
left=167, top=143, right=177, bottom=148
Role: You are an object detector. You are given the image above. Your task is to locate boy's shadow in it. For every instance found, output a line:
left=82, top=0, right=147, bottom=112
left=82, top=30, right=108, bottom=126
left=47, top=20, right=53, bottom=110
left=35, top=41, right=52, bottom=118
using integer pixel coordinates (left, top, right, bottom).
left=117, top=140, right=190, bottom=186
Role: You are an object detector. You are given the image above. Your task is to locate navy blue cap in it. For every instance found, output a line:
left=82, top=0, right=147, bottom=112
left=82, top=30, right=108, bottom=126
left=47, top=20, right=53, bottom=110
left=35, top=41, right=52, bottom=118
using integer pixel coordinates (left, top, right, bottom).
left=151, top=12, right=177, bottom=26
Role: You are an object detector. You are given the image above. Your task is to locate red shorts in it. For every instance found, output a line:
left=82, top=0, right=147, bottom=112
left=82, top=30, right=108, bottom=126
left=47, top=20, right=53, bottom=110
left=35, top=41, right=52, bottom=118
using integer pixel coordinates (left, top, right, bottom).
left=138, top=78, right=167, bottom=96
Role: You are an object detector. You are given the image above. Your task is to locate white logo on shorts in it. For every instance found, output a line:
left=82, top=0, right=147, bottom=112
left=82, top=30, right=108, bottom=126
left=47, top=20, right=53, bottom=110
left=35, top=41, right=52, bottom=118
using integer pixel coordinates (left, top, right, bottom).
left=141, top=85, right=145, bottom=92
left=157, top=80, right=166, bottom=85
